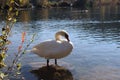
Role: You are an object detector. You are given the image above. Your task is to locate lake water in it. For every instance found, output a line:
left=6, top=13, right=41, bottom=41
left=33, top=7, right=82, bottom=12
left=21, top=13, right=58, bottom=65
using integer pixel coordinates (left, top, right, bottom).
left=1, top=6, right=120, bottom=80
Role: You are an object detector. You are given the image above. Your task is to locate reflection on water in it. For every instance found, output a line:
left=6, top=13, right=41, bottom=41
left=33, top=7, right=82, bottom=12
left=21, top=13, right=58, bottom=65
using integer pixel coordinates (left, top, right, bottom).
left=79, top=65, right=120, bottom=80
left=1, top=6, right=120, bottom=80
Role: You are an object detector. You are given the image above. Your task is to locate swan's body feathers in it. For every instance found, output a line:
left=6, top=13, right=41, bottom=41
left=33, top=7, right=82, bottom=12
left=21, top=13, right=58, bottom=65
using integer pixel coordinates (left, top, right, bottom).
left=32, top=40, right=73, bottom=59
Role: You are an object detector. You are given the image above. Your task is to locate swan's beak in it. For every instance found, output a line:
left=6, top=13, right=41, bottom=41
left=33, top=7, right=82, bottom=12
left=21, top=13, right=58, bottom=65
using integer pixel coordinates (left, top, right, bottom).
left=67, top=38, right=70, bottom=42
left=65, top=34, right=70, bottom=42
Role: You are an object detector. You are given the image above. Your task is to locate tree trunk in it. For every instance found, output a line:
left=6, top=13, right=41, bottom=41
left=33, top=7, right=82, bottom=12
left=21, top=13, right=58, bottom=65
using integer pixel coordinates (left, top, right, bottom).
left=19, top=0, right=30, bottom=8
left=36, top=0, right=48, bottom=7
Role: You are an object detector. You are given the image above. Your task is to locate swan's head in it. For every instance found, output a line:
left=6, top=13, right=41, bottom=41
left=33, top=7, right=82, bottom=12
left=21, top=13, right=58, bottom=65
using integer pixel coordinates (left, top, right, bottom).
left=55, top=30, right=70, bottom=42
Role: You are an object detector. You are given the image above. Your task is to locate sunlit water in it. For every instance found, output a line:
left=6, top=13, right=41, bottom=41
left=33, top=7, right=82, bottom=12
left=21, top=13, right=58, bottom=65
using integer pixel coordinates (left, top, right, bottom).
left=1, top=6, right=120, bottom=80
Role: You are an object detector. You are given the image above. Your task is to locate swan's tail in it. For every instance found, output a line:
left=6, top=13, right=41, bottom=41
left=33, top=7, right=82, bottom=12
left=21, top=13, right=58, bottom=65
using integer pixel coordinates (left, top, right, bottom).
left=26, top=48, right=37, bottom=53
left=25, top=50, right=32, bottom=53
left=25, top=48, right=38, bottom=54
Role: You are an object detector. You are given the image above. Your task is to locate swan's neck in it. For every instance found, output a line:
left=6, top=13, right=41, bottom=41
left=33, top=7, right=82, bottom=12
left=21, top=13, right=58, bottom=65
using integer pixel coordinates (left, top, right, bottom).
left=55, top=33, right=68, bottom=41
left=55, top=31, right=69, bottom=42
left=55, top=34, right=61, bottom=41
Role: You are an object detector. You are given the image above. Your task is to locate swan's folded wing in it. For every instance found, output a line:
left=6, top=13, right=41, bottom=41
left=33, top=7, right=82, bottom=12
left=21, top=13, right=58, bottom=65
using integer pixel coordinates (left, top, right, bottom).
left=31, top=40, right=73, bottom=59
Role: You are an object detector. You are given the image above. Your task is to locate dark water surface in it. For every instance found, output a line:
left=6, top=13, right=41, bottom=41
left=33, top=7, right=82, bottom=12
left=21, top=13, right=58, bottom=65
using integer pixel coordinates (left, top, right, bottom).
left=1, top=6, right=120, bottom=80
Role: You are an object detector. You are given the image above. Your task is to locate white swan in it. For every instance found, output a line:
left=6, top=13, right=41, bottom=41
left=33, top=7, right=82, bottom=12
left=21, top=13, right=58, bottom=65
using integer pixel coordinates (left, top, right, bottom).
left=31, top=30, right=73, bottom=66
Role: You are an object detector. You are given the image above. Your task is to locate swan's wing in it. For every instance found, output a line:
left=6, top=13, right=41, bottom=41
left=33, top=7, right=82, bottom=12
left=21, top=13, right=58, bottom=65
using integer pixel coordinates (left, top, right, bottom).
left=31, top=40, right=58, bottom=55
left=32, top=40, right=73, bottom=58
